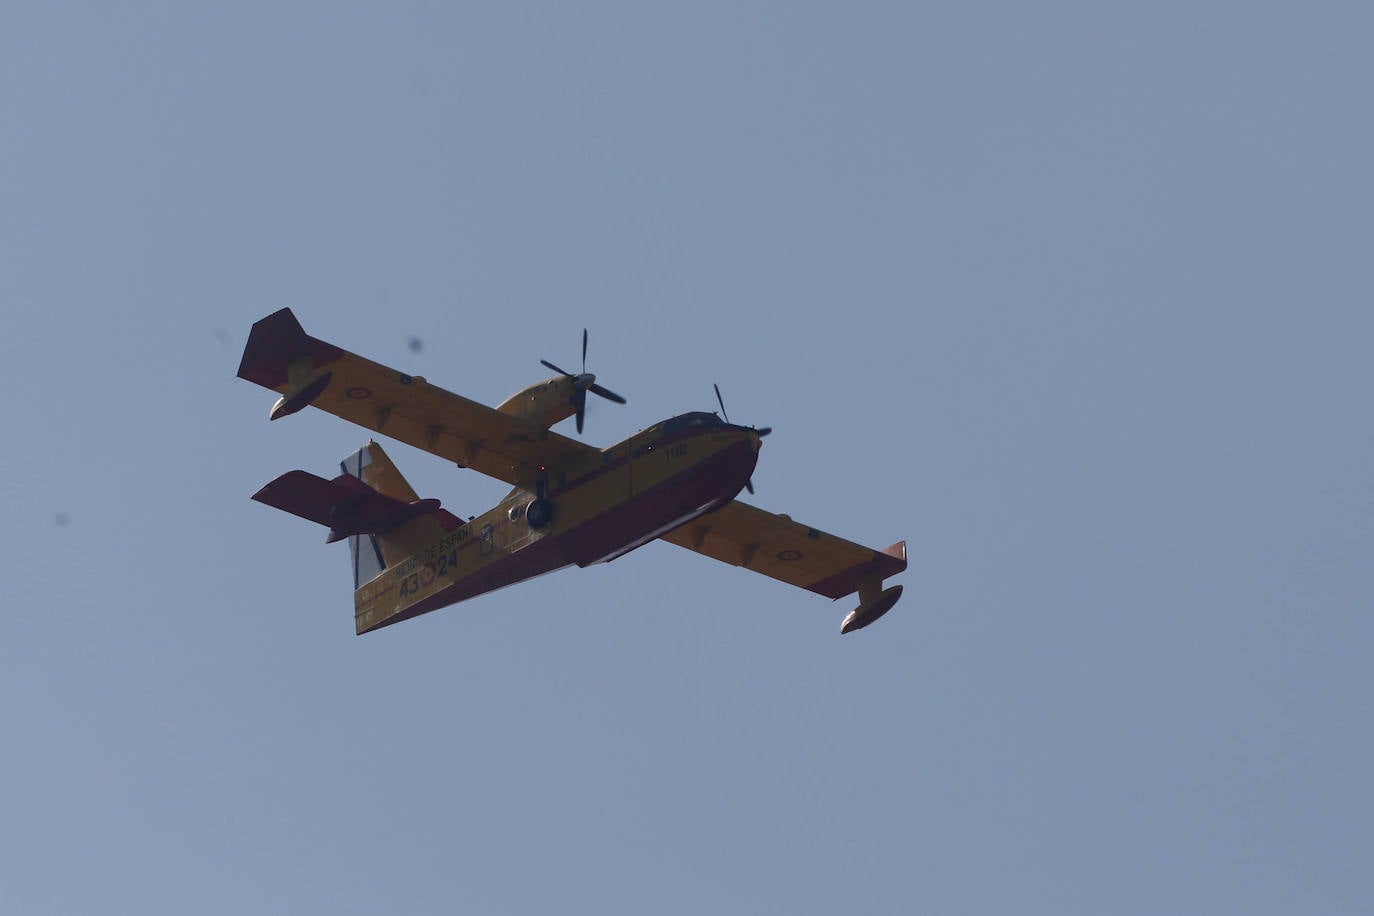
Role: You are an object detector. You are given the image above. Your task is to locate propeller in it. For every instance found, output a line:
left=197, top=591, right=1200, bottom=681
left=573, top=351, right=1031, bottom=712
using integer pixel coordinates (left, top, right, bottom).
left=713, top=383, right=771, bottom=494
left=541, top=329, right=627, bottom=434
left=713, top=383, right=771, bottom=438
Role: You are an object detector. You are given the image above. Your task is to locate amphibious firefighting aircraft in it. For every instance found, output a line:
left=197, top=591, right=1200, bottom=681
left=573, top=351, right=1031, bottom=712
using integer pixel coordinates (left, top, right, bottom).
left=237, top=309, right=906, bottom=635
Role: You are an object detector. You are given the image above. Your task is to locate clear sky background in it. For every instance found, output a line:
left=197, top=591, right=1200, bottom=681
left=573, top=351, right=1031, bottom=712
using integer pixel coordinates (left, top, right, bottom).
left=3, top=3, right=1371, bottom=913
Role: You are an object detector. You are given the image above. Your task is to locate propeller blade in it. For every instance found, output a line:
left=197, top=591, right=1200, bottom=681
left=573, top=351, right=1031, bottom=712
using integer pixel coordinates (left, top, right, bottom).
left=542, top=329, right=626, bottom=435
left=589, top=383, right=627, bottom=405
left=713, top=383, right=768, bottom=435
left=745, top=478, right=755, bottom=495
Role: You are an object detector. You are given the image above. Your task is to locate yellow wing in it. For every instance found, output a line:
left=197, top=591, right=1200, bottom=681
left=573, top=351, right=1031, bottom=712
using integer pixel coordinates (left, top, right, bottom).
left=237, top=308, right=596, bottom=486
left=660, top=499, right=906, bottom=600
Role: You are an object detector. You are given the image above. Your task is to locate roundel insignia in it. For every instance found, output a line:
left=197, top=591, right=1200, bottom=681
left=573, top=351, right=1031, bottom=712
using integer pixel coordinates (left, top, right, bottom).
left=346, top=386, right=372, bottom=399
left=419, top=562, right=436, bottom=586
left=777, top=549, right=803, bottom=562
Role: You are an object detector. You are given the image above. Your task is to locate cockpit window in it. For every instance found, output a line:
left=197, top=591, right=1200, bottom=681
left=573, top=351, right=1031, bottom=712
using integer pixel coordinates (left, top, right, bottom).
left=662, top=411, right=723, bottom=435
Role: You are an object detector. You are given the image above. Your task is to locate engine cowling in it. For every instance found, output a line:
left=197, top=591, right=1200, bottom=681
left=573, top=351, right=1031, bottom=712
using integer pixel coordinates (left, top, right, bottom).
left=495, top=376, right=581, bottom=430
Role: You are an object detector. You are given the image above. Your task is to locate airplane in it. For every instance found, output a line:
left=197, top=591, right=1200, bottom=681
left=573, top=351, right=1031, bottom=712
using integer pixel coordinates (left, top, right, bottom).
left=237, top=308, right=906, bottom=636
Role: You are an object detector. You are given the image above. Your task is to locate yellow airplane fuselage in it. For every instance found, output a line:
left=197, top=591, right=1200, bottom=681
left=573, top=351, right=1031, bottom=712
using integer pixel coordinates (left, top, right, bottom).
left=354, top=415, right=761, bottom=634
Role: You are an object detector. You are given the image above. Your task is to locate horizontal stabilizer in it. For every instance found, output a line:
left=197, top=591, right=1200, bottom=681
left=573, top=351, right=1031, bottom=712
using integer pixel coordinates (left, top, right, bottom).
left=252, top=470, right=442, bottom=543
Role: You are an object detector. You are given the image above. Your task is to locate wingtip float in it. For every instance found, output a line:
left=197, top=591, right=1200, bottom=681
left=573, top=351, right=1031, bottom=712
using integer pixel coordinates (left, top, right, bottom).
left=237, top=308, right=907, bottom=636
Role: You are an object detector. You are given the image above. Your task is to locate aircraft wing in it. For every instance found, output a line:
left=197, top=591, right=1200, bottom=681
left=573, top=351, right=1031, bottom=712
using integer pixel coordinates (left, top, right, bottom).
left=660, top=499, right=906, bottom=600
left=237, top=308, right=596, bottom=487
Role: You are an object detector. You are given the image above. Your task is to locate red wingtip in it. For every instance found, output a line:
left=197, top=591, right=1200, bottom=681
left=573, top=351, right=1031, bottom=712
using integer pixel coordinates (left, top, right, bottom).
left=237, top=308, right=344, bottom=389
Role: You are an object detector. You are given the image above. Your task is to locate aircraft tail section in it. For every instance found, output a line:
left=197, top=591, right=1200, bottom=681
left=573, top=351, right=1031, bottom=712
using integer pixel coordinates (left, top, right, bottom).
left=252, top=440, right=461, bottom=589
left=337, top=441, right=458, bottom=586
left=339, top=440, right=420, bottom=502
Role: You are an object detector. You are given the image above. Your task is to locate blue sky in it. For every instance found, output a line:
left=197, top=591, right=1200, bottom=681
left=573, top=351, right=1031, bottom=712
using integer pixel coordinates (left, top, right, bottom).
left=4, top=3, right=1371, bottom=913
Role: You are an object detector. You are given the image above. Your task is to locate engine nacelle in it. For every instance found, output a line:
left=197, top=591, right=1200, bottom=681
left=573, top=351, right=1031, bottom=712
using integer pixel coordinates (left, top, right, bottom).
left=496, top=376, right=581, bottom=429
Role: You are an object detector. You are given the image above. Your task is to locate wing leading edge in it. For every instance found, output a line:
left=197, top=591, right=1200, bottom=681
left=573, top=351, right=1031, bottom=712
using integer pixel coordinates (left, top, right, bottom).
left=237, top=308, right=597, bottom=486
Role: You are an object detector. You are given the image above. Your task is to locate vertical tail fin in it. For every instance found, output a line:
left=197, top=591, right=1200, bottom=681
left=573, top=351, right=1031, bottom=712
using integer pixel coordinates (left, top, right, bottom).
left=338, top=441, right=449, bottom=588
left=346, top=523, right=388, bottom=591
